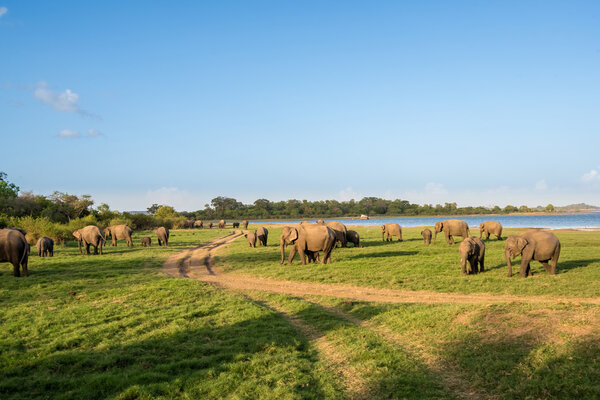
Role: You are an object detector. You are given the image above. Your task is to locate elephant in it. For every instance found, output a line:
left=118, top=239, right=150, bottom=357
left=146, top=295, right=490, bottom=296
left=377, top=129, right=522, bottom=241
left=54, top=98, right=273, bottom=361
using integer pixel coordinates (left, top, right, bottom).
left=458, top=237, right=485, bottom=275
left=421, top=228, right=432, bottom=245
left=382, top=223, right=403, bottom=242
left=153, top=227, right=170, bottom=246
left=480, top=221, right=503, bottom=240
left=0, top=228, right=29, bottom=277
left=316, top=220, right=348, bottom=247
left=257, top=227, right=268, bottom=246
left=232, top=222, right=240, bottom=228
left=280, top=223, right=336, bottom=265
left=208, top=222, right=214, bottom=229
left=104, top=224, right=134, bottom=247
left=346, top=230, right=361, bottom=247
left=194, top=220, right=204, bottom=229
left=434, top=220, right=469, bottom=245
left=242, top=220, right=249, bottom=229
left=183, top=219, right=195, bottom=229
left=218, top=220, right=225, bottom=229
left=73, top=225, right=104, bottom=255
left=36, top=236, right=54, bottom=257
left=505, top=230, right=561, bottom=278
left=244, top=231, right=257, bottom=247
left=140, top=237, right=151, bottom=247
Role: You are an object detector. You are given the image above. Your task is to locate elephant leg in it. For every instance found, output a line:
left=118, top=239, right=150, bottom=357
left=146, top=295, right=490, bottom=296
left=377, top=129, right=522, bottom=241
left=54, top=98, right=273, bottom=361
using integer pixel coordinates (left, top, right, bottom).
left=540, top=260, right=552, bottom=274
left=479, top=255, right=484, bottom=272
left=445, top=232, right=451, bottom=245
left=12, top=262, right=20, bottom=277
left=99, top=241, right=103, bottom=255
left=288, top=246, right=297, bottom=265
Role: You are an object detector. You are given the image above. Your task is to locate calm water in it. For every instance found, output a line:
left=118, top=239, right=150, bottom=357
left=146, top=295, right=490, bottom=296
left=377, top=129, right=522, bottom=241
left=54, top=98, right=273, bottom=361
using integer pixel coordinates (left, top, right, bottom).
left=255, top=213, right=600, bottom=230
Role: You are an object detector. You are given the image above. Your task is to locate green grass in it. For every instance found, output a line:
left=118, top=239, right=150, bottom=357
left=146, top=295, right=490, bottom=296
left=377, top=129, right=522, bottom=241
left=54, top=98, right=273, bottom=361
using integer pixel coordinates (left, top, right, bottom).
left=2, top=227, right=600, bottom=399
left=220, top=226, right=600, bottom=297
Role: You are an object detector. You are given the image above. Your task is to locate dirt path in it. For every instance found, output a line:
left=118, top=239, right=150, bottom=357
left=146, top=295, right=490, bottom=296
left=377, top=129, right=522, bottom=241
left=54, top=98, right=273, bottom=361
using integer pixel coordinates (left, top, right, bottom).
left=163, top=234, right=600, bottom=305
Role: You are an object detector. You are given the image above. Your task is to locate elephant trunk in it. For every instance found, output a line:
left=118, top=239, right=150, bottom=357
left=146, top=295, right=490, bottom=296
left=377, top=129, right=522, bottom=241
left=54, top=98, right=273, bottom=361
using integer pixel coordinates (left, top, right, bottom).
left=505, top=249, right=513, bottom=277
left=280, top=239, right=286, bottom=264
left=433, top=230, right=438, bottom=243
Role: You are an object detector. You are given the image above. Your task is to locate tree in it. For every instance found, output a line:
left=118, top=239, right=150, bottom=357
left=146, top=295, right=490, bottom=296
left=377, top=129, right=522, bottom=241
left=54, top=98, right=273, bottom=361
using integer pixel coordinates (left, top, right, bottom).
left=48, top=192, right=94, bottom=222
left=147, top=204, right=161, bottom=214
left=155, top=205, right=178, bottom=218
left=0, top=172, right=19, bottom=214
left=546, top=204, right=555, bottom=212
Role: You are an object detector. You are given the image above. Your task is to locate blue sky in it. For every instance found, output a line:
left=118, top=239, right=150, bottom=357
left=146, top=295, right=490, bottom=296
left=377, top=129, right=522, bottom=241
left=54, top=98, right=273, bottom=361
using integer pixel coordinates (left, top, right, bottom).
left=1, top=1, right=599, bottom=210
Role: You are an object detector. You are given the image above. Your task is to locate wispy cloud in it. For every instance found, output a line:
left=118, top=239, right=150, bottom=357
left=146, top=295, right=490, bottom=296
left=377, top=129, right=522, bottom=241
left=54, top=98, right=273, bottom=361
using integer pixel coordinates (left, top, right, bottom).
left=88, top=128, right=101, bottom=137
left=581, top=169, right=600, bottom=183
left=0, top=7, right=8, bottom=18
left=34, top=81, right=100, bottom=118
left=58, top=129, right=80, bottom=138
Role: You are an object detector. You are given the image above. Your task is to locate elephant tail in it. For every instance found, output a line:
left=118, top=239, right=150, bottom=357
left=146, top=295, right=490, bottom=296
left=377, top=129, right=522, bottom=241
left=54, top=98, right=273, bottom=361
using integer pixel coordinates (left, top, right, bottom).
left=20, top=242, right=29, bottom=266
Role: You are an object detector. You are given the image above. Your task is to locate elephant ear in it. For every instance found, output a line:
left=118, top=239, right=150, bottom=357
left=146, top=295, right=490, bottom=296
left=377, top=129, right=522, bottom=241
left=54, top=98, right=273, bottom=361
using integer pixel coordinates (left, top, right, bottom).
left=288, top=228, right=299, bottom=243
left=515, top=237, right=529, bottom=254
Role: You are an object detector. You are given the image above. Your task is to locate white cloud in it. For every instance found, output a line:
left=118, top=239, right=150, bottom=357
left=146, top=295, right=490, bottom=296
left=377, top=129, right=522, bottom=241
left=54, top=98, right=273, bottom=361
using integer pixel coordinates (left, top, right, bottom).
left=33, top=81, right=99, bottom=118
left=88, top=128, right=101, bottom=137
left=535, top=179, right=548, bottom=190
left=58, top=129, right=80, bottom=138
left=0, top=7, right=7, bottom=18
left=581, top=169, right=600, bottom=183
left=424, top=182, right=448, bottom=196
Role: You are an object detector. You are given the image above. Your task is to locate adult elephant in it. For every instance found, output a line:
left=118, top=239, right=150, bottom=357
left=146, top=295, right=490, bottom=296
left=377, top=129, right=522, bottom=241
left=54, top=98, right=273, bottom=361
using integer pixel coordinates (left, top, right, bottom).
left=280, top=224, right=336, bottom=265
left=104, top=224, right=134, bottom=247
left=480, top=221, right=503, bottom=240
left=36, top=236, right=54, bottom=257
left=458, top=237, right=485, bottom=275
left=505, top=231, right=561, bottom=278
left=434, top=220, right=469, bottom=245
left=194, top=220, right=204, bottom=229
left=317, top=220, right=347, bottom=247
left=154, top=227, right=169, bottom=246
left=0, top=228, right=29, bottom=277
left=242, top=220, right=249, bottom=229
left=73, top=225, right=105, bottom=255
left=257, top=227, right=268, bottom=246
left=218, top=220, right=226, bottom=229
left=382, top=223, right=403, bottom=242
left=244, top=231, right=257, bottom=247
left=346, top=230, right=361, bottom=247
left=183, top=220, right=195, bottom=229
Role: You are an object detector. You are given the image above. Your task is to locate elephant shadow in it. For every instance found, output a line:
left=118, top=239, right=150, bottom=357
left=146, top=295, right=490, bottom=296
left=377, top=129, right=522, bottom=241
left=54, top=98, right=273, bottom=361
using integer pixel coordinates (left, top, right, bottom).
left=348, top=251, right=418, bottom=260
left=485, top=258, right=600, bottom=274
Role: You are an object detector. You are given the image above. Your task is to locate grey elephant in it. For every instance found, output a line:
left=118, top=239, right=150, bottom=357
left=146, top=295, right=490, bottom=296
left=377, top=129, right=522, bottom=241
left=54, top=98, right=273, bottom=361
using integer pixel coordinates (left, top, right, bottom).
left=104, top=224, right=134, bottom=247
left=218, top=219, right=226, bottom=229
left=183, top=220, right=195, bottom=229
left=140, top=237, right=151, bottom=247
left=257, top=227, right=268, bottom=246
left=208, top=222, right=214, bottom=229
left=36, top=236, right=54, bottom=257
left=73, top=225, right=105, bottom=255
left=458, top=237, right=485, bottom=275
left=280, top=223, right=336, bottom=265
left=421, top=229, right=432, bottom=245
left=345, top=230, right=361, bottom=247
left=244, top=231, right=257, bottom=247
left=232, top=222, right=240, bottom=228
left=434, top=220, right=469, bottom=245
left=0, top=228, right=29, bottom=277
left=382, top=223, right=403, bottom=242
left=194, top=220, right=204, bottom=229
left=242, top=220, right=249, bottom=229
left=153, top=227, right=169, bottom=246
left=480, top=221, right=503, bottom=240
left=505, top=231, right=561, bottom=278
left=325, top=221, right=348, bottom=247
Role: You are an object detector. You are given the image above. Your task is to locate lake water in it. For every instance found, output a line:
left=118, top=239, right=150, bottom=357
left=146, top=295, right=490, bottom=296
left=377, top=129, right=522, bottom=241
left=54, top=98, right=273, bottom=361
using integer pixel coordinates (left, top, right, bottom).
left=255, top=213, right=600, bottom=230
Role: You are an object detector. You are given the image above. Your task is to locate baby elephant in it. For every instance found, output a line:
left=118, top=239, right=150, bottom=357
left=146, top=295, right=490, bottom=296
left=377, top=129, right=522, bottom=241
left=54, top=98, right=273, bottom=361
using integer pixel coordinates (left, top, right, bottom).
left=257, top=227, right=268, bottom=246
left=36, top=236, right=54, bottom=257
left=245, top=231, right=257, bottom=248
left=232, top=222, right=240, bottom=228
left=346, top=230, right=361, bottom=247
left=140, top=237, right=152, bottom=247
left=421, top=229, right=432, bottom=245
left=458, top=237, right=485, bottom=275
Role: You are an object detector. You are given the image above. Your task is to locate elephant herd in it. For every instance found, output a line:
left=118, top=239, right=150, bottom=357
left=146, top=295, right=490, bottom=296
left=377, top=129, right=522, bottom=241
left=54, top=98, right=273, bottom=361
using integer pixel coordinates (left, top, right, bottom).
left=184, top=219, right=249, bottom=230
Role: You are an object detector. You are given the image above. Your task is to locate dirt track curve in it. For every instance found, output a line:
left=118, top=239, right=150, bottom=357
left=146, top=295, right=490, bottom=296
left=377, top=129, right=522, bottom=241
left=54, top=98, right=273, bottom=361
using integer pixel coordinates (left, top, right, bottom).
left=162, top=233, right=600, bottom=305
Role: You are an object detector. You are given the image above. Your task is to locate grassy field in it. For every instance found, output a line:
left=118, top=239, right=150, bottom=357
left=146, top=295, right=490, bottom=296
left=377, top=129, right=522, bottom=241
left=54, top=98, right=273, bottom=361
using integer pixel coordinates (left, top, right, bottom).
left=1, top=226, right=599, bottom=399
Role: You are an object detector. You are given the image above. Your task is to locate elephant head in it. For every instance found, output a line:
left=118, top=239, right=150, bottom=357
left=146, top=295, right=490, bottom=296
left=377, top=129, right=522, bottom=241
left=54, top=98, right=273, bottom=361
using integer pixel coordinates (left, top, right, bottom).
left=433, top=221, right=444, bottom=242
left=280, top=226, right=299, bottom=264
left=504, top=235, right=528, bottom=275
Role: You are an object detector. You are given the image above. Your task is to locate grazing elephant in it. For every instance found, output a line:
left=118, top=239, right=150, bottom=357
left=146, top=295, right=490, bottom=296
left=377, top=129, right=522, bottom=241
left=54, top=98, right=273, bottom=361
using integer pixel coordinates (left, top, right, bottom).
left=346, top=230, right=361, bottom=247
left=104, top=224, right=134, bottom=247
left=208, top=222, right=214, bottom=229
left=242, top=220, right=249, bottom=229
left=434, top=220, right=469, bottom=245
left=0, top=228, right=29, bottom=277
left=421, top=228, right=432, bottom=245
left=183, top=220, right=195, bottom=229
left=257, top=227, right=268, bottom=246
left=140, top=237, right=151, bottom=247
left=36, top=236, right=54, bottom=257
left=218, top=220, right=225, bottom=229
left=505, top=231, right=561, bottom=278
left=194, top=220, right=204, bottom=229
left=232, top=222, right=240, bottom=228
left=244, top=231, right=257, bottom=247
left=73, top=225, right=104, bottom=255
left=280, top=224, right=336, bottom=265
left=458, top=237, right=485, bottom=275
left=480, top=221, right=503, bottom=240
left=382, top=223, right=403, bottom=242
left=153, top=227, right=170, bottom=246
left=316, top=220, right=347, bottom=247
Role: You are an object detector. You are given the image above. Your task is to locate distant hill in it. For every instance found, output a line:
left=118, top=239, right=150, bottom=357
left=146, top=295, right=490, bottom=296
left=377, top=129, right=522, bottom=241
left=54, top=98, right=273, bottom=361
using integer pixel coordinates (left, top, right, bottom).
left=556, top=203, right=600, bottom=211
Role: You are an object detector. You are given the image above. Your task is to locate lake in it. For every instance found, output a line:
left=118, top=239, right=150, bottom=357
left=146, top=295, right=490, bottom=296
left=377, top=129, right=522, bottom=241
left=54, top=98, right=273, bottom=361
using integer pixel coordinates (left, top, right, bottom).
left=255, top=212, right=600, bottom=230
